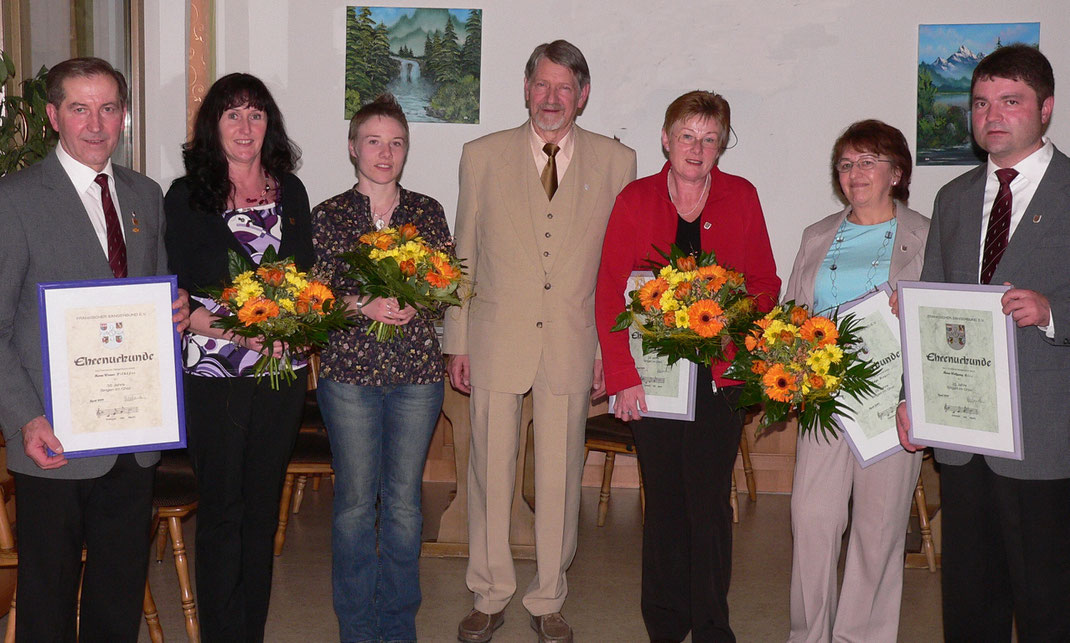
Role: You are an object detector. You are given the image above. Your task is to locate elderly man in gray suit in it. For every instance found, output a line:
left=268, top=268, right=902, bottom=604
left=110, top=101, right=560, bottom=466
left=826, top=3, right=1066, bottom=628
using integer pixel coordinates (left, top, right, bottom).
left=0, top=57, right=188, bottom=642
left=897, top=44, right=1070, bottom=641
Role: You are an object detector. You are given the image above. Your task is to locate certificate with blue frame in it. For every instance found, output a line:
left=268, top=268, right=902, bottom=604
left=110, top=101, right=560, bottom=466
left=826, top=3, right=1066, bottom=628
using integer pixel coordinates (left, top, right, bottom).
left=38, top=276, right=186, bottom=457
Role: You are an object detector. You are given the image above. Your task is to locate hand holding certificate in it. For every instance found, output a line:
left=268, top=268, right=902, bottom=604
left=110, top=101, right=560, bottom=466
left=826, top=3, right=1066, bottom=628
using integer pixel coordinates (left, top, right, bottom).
left=898, top=281, right=1023, bottom=459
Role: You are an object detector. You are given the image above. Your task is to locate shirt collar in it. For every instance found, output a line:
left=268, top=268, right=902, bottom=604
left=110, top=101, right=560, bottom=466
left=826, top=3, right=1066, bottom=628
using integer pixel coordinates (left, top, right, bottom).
left=529, top=120, right=575, bottom=159
left=986, top=137, right=1053, bottom=184
left=56, top=141, right=115, bottom=194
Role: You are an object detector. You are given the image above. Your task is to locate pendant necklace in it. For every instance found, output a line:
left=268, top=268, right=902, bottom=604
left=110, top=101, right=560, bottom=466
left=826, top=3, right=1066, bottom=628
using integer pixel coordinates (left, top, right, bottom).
left=668, top=170, right=710, bottom=219
left=828, top=203, right=896, bottom=304
left=371, top=190, right=401, bottom=230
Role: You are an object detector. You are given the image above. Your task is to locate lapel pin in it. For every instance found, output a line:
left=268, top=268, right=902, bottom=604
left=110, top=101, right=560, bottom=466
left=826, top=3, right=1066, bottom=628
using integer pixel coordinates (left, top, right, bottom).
left=131, top=212, right=140, bottom=233
left=901, top=245, right=908, bottom=251
left=703, top=222, right=711, bottom=230
left=584, top=184, right=589, bottom=191
left=289, top=217, right=296, bottom=224
left=1033, top=214, right=1042, bottom=223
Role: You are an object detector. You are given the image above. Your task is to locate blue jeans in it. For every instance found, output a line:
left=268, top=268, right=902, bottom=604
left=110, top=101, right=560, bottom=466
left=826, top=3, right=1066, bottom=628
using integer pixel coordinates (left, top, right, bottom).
left=318, top=378, right=444, bottom=643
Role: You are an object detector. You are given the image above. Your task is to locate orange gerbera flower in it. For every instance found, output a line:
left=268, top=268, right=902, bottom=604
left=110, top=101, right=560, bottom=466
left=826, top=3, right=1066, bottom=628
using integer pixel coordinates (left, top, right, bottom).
left=426, top=271, right=452, bottom=289
left=256, top=265, right=286, bottom=287
left=430, top=257, right=460, bottom=281
left=688, top=300, right=725, bottom=338
left=296, top=282, right=334, bottom=314
left=398, top=223, right=420, bottom=241
left=752, top=360, right=769, bottom=375
left=638, top=278, right=670, bottom=310
left=790, top=305, right=809, bottom=326
left=762, top=364, right=798, bottom=403
left=237, top=297, right=280, bottom=326
left=800, top=316, right=838, bottom=347
left=399, top=259, right=417, bottom=277
left=674, top=281, right=692, bottom=298
left=675, top=255, right=697, bottom=271
left=698, top=264, right=728, bottom=291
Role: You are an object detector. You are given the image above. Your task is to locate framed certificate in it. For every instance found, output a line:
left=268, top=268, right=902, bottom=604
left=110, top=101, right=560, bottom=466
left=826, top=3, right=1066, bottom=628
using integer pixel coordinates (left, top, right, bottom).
left=898, top=280, right=1022, bottom=459
left=38, top=276, right=186, bottom=458
left=832, top=284, right=906, bottom=467
left=608, top=271, right=697, bottom=421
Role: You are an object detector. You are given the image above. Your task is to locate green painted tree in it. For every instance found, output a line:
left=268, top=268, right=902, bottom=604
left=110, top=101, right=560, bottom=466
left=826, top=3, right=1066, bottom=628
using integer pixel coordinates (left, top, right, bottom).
left=460, top=10, right=481, bottom=79
left=344, top=7, right=400, bottom=118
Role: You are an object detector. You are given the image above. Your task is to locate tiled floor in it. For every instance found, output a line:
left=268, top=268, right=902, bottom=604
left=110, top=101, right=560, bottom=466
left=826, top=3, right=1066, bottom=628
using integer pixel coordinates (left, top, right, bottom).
left=0, top=482, right=944, bottom=642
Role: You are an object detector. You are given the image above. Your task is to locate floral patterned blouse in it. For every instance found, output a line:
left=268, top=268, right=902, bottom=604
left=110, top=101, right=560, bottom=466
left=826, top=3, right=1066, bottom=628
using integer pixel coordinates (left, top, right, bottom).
left=312, top=185, right=453, bottom=386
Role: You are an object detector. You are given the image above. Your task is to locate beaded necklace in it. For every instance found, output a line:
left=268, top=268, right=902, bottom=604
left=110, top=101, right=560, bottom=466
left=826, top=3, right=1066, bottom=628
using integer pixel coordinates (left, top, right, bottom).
left=828, top=204, right=896, bottom=304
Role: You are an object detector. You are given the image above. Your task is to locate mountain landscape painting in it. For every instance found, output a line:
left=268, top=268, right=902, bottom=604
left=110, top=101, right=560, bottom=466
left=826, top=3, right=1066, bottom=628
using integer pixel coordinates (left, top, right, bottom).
left=917, top=23, right=1040, bottom=165
left=345, top=7, right=482, bottom=124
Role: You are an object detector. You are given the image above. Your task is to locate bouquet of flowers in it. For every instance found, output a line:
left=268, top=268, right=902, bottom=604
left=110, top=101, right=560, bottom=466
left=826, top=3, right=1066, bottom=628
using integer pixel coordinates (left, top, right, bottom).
left=209, top=247, right=351, bottom=388
left=610, top=245, right=758, bottom=366
left=724, top=302, right=880, bottom=439
left=340, top=223, right=468, bottom=341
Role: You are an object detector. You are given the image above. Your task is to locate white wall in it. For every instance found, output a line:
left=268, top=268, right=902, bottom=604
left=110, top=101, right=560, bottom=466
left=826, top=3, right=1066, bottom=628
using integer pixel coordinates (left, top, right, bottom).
left=142, top=0, right=1068, bottom=288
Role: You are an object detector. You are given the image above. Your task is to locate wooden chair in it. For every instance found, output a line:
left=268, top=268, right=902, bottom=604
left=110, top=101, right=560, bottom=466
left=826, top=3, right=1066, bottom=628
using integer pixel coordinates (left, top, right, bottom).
left=905, top=452, right=939, bottom=572
left=144, top=448, right=201, bottom=641
left=0, top=474, right=189, bottom=643
left=730, top=421, right=758, bottom=523
left=583, top=414, right=643, bottom=527
left=274, top=356, right=333, bottom=556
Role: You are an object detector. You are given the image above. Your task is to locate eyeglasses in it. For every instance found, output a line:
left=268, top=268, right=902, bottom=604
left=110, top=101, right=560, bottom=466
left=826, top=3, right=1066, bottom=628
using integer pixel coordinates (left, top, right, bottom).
left=835, top=157, right=893, bottom=173
left=676, top=132, right=721, bottom=150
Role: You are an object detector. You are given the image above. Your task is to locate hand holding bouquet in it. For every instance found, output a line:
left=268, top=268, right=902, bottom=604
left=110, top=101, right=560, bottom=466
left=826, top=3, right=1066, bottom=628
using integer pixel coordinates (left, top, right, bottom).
left=724, top=302, right=880, bottom=439
left=340, top=223, right=468, bottom=341
left=209, top=247, right=351, bottom=388
left=611, top=245, right=757, bottom=366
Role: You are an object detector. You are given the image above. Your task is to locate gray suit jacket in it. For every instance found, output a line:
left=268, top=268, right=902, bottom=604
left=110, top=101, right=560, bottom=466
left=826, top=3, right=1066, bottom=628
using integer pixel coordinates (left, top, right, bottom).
left=0, top=150, right=167, bottom=478
left=922, top=146, right=1070, bottom=479
left=784, top=202, right=930, bottom=310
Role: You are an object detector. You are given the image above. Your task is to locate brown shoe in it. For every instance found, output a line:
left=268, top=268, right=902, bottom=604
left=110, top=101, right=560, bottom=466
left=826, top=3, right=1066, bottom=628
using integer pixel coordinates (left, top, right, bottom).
left=529, top=612, right=573, bottom=643
left=458, top=608, right=505, bottom=642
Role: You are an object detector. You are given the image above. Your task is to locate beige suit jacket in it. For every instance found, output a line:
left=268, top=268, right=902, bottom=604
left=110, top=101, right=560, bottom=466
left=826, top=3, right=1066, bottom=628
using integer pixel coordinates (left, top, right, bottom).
left=443, top=123, right=636, bottom=394
left=783, top=201, right=930, bottom=309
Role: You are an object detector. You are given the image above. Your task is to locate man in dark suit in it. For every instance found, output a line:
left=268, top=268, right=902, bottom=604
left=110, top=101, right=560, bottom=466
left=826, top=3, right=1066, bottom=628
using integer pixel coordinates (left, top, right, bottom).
left=0, top=57, right=188, bottom=641
left=897, top=45, right=1070, bottom=640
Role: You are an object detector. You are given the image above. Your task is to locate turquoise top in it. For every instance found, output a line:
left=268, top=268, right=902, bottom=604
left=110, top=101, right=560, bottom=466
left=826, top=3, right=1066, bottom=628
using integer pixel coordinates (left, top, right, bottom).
left=813, top=217, right=897, bottom=314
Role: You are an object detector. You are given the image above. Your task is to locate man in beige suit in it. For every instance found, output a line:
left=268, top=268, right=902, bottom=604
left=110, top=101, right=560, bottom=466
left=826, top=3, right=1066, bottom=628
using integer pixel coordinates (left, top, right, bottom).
left=444, top=40, right=636, bottom=643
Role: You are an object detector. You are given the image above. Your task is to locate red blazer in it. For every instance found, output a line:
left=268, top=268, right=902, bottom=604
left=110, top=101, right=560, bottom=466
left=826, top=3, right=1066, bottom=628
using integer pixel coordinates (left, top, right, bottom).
left=595, top=162, right=781, bottom=395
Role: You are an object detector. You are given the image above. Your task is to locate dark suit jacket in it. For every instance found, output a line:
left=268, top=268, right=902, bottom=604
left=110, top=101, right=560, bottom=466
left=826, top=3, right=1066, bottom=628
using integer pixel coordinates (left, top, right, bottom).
left=922, top=146, right=1070, bottom=479
left=0, top=150, right=168, bottom=478
left=163, top=173, right=314, bottom=304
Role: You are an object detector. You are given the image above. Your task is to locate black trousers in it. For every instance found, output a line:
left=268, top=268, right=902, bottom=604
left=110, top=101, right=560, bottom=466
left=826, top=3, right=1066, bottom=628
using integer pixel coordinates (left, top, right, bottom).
left=184, top=372, right=307, bottom=643
left=14, top=453, right=155, bottom=643
left=631, top=369, right=743, bottom=643
left=941, top=455, right=1070, bottom=642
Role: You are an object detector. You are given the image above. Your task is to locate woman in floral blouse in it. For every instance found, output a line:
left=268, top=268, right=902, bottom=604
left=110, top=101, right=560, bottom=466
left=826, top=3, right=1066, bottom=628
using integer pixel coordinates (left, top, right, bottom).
left=311, top=94, right=452, bottom=643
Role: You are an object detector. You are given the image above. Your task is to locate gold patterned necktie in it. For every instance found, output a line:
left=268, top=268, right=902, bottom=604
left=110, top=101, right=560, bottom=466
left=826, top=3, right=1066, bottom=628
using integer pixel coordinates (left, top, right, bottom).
left=980, top=167, right=1019, bottom=284
left=541, top=142, right=559, bottom=200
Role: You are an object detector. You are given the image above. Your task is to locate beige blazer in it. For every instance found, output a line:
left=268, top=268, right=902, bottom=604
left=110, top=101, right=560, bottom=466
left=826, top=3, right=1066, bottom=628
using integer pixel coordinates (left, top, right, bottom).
left=442, top=123, right=636, bottom=395
left=784, top=202, right=930, bottom=309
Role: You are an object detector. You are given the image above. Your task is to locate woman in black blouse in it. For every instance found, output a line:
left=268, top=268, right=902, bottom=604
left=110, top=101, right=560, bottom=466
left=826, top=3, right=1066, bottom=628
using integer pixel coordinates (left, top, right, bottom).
left=311, top=94, right=452, bottom=643
left=163, top=73, right=311, bottom=642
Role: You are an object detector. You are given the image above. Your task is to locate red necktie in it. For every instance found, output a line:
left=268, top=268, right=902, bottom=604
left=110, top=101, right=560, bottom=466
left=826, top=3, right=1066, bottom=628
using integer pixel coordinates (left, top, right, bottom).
left=94, top=173, right=128, bottom=278
left=980, top=168, right=1019, bottom=285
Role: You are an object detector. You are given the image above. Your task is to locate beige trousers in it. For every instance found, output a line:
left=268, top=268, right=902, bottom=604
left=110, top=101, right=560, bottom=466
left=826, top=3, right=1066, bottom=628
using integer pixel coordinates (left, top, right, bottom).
left=465, top=361, right=589, bottom=616
left=787, top=434, right=922, bottom=643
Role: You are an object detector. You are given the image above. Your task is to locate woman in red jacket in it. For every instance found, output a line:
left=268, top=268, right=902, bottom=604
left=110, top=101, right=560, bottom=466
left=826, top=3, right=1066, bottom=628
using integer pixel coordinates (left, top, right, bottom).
left=595, top=90, right=780, bottom=643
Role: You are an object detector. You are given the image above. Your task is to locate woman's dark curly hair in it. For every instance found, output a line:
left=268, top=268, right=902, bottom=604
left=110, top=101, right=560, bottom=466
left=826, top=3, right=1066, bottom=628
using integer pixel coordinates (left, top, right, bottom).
left=182, top=73, right=301, bottom=214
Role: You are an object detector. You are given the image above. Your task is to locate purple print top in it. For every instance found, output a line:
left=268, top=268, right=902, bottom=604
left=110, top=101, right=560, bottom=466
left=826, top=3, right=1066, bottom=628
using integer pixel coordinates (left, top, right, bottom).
left=184, top=202, right=289, bottom=377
